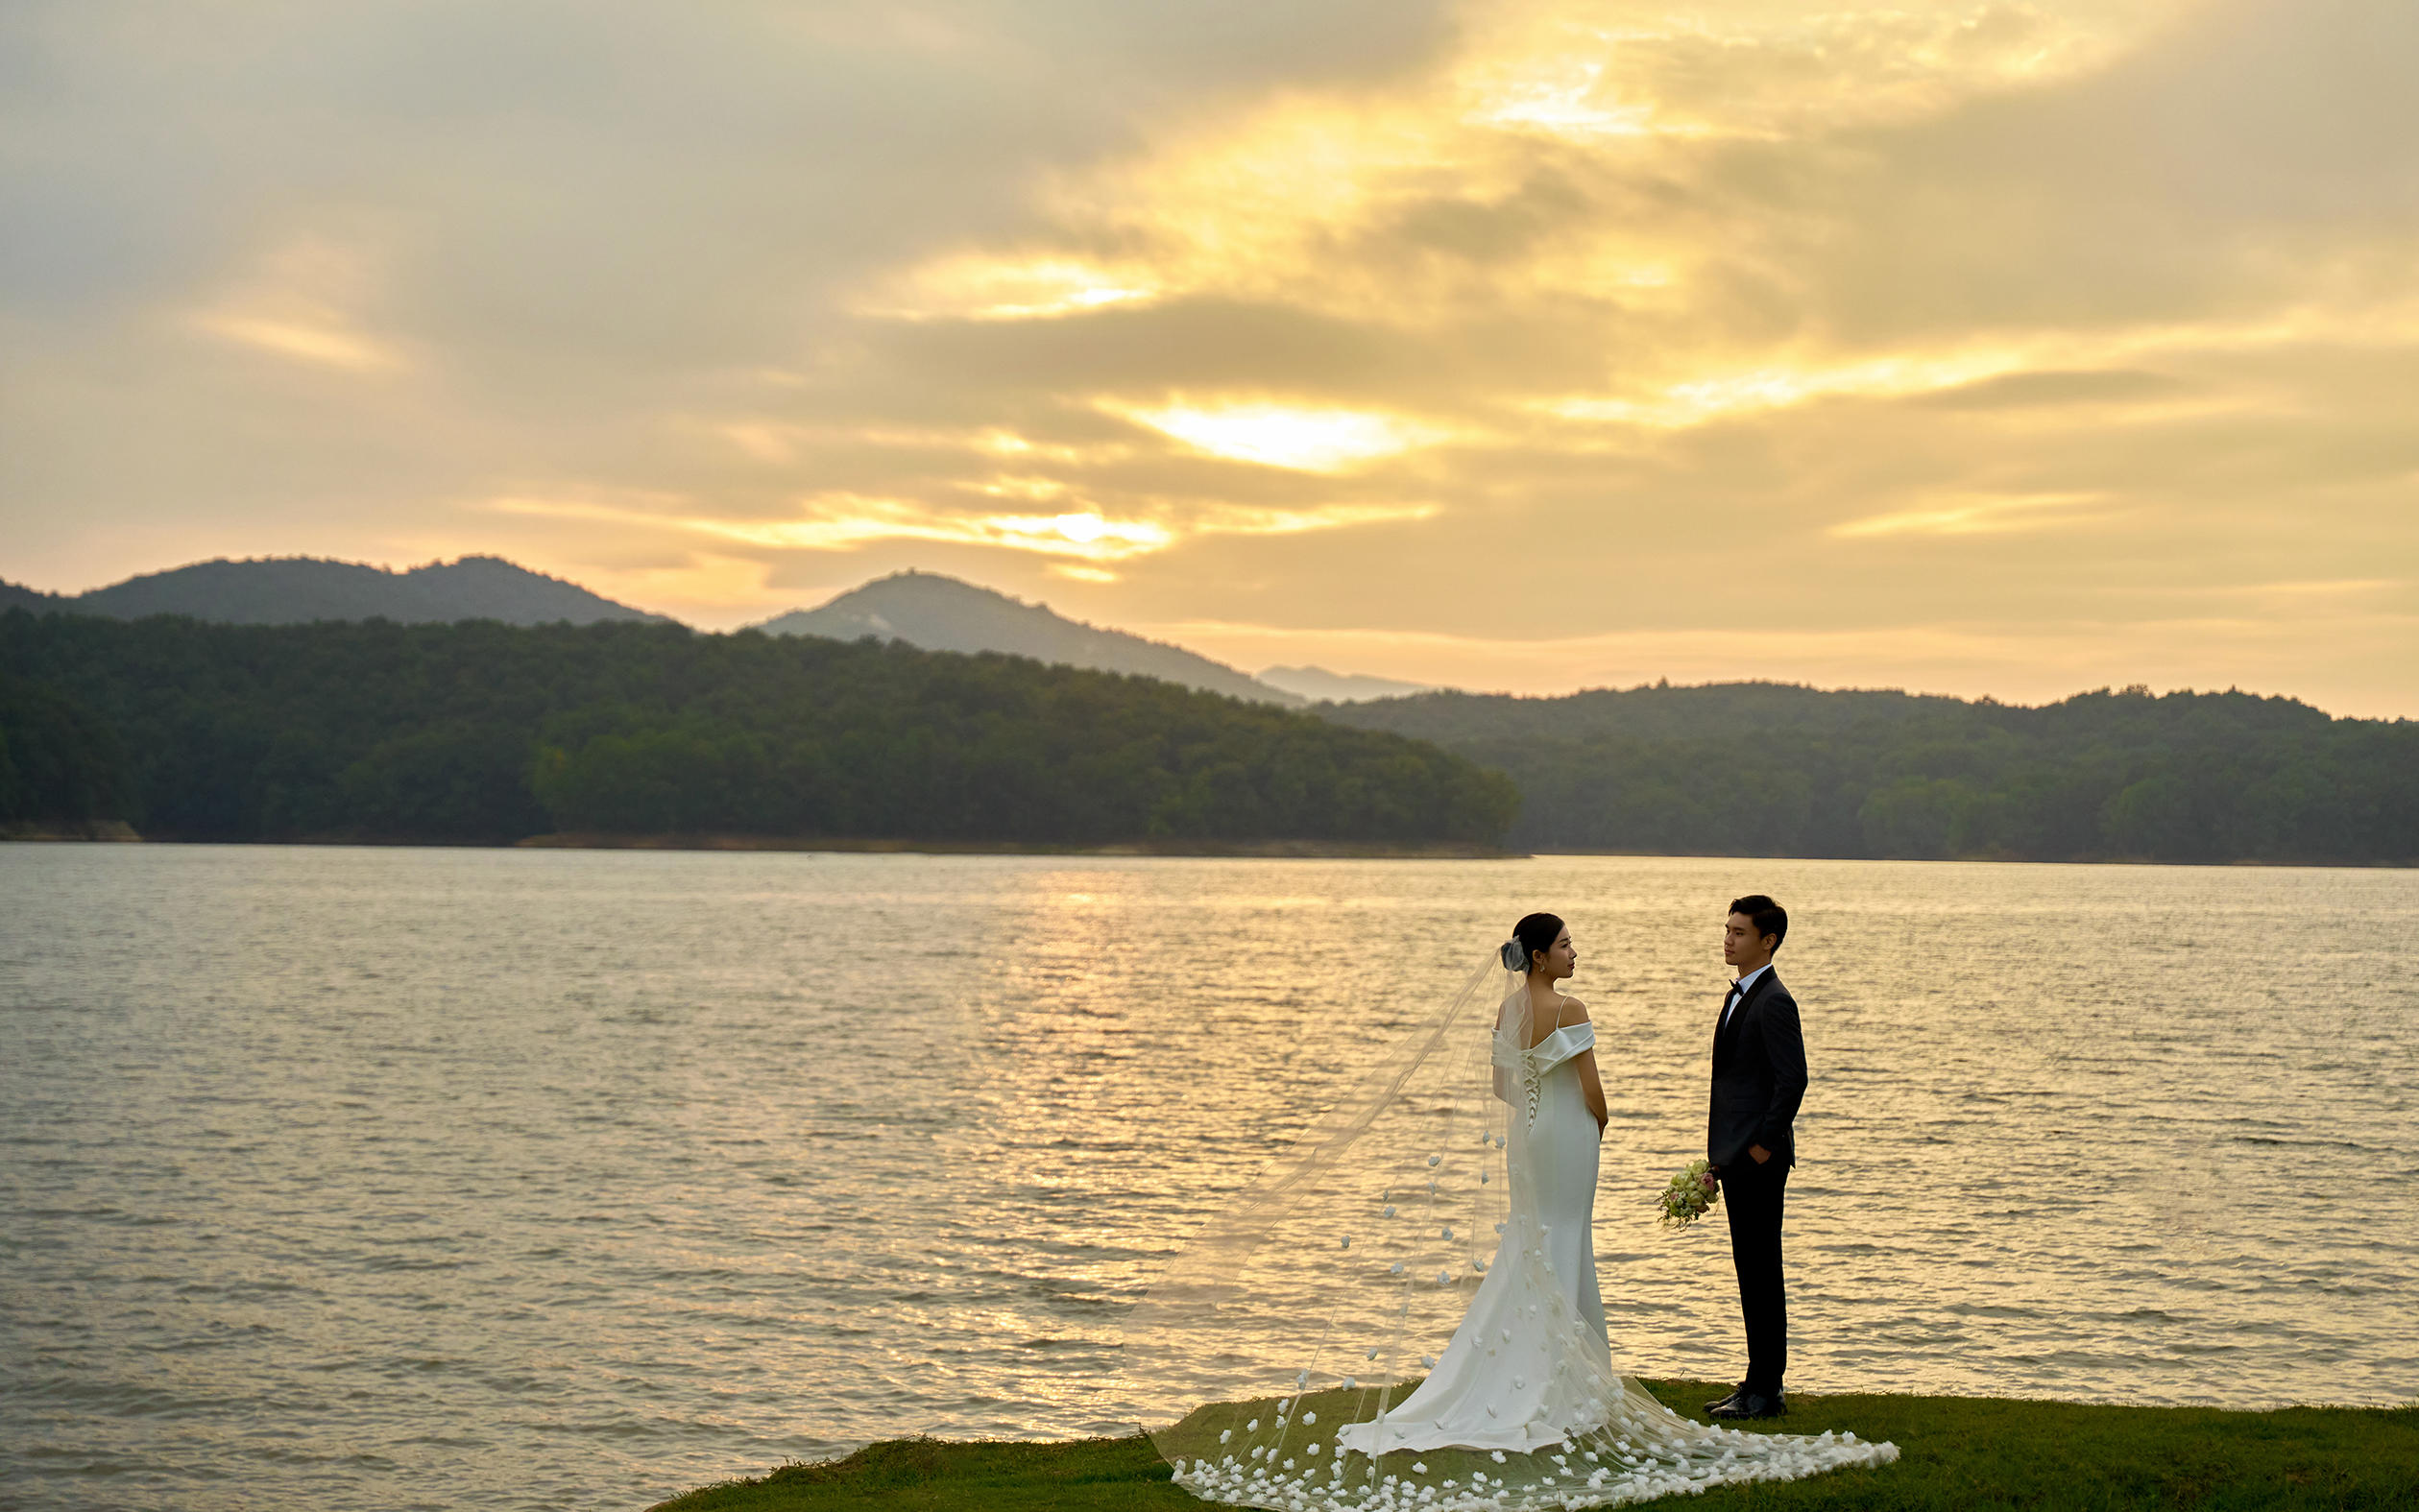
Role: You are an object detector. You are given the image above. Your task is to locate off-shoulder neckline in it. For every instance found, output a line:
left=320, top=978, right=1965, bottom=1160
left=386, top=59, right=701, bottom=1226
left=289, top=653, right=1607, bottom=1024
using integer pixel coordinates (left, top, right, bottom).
left=1523, top=1011, right=1592, bottom=1051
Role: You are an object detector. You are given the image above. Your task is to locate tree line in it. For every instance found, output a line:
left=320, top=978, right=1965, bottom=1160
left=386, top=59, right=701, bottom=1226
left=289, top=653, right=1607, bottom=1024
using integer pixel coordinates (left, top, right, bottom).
left=10, top=611, right=2412, bottom=863
left=0, top=612, right=1518, bottom=846
left=1322, top=681, right=2419, bottom=864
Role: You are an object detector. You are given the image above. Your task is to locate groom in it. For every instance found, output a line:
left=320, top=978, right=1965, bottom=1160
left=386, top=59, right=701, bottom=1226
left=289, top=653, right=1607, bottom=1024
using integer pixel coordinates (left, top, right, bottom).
left=1704, top=894, right=1806, bottom=1422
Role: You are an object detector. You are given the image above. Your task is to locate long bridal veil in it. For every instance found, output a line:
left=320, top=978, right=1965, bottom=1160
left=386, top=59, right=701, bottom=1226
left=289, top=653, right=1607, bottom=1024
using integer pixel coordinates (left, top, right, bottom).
left=1122, top=948, right=1898, bottom=1511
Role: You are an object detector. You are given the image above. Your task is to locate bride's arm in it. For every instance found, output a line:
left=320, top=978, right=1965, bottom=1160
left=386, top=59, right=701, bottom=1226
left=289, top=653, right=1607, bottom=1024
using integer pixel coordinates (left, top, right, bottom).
left=1562, top=998, right=1609, bottom=1134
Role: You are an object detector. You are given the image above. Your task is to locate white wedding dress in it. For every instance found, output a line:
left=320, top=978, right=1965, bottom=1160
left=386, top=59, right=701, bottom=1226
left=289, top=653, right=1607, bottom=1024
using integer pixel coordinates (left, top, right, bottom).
left=1340, top=1008, right=1609, bottom=1454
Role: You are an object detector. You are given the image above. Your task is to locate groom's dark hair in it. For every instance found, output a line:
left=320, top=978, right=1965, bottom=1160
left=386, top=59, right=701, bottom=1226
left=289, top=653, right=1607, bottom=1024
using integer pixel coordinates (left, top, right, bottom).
left=1729, top=895, right=1788, bottom=950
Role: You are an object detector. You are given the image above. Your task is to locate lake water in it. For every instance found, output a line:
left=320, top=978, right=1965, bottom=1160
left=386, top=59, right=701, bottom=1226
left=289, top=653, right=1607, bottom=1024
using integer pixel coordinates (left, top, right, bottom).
left=2, top=846, right=2413, bottom=1511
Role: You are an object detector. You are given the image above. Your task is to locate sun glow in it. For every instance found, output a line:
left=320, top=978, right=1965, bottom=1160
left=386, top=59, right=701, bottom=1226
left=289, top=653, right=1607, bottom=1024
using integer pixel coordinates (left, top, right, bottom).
left=1471, top=60, right=1682, bottom=140
left=694, top=507, right=1176, bottom=560
left=1110, top=401, right=1451, bottom=472
left=492, top=492, right=1176, bottom=562
left=488, top=490, right=1436, bottom=567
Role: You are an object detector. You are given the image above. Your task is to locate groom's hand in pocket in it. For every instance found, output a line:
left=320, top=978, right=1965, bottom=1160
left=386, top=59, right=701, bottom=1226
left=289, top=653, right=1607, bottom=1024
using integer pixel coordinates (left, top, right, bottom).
left=1748, top=1144, right=1772, bottom=1164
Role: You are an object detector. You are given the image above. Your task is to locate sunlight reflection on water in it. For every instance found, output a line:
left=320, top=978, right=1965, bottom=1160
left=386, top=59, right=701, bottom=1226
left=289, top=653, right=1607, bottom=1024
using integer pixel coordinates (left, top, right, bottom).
left=1, top=846, right=2412, bottom=1512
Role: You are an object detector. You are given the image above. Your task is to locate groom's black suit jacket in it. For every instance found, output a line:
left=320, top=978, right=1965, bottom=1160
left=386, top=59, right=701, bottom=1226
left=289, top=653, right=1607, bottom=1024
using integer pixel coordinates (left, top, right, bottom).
left=1706, top=969, right=1808, bottom=1171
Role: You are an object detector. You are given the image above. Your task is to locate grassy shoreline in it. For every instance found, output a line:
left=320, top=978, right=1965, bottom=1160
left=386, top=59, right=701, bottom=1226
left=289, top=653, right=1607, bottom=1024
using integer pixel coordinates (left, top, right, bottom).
left=647, top=1381, right=2417, bottom=1511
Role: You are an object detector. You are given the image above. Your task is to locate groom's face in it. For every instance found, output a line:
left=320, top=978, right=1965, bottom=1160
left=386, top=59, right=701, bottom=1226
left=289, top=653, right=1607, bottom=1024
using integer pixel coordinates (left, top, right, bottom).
left=1723, top=912, right=1777, bottom=971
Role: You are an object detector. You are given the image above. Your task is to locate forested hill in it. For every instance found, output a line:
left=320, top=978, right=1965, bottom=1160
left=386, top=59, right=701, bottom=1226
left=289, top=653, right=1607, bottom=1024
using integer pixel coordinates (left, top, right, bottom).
left=0, top=556, right=666, bottom=627
left=755, top=569, right=1300, bottom=707
left=1322, top=682, right=2418, bottom=864
left=0, top=613, right=1516, bottom=846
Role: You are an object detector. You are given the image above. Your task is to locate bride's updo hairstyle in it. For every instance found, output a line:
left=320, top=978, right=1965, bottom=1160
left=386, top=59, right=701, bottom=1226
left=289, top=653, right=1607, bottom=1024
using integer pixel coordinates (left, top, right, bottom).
left=1507, top=911, right=1564, bottom=973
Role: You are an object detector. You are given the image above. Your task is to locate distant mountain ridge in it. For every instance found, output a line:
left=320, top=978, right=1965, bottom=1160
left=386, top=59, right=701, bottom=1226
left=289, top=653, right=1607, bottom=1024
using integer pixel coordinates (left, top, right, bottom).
left=755, top=570, right=1305, bottom=706
left=1258, top=664, right=1436, bottom=704
left=0, top=556, right=667, bottom=627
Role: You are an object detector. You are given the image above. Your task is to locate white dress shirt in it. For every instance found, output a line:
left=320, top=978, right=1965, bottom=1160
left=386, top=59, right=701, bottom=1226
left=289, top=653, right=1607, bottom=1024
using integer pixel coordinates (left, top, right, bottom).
left=1721, top=963, right=1773, bottom=1034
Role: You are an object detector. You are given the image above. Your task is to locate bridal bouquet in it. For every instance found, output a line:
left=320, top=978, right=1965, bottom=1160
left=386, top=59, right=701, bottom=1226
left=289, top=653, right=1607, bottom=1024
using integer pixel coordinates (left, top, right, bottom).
left=1655, top=1158, right=1721, bottom=1229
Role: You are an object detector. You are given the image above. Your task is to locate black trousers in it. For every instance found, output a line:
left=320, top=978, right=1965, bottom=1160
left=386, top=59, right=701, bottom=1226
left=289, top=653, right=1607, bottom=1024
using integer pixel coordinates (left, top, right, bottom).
left=1722, top=1159, right=1789, bottom=1395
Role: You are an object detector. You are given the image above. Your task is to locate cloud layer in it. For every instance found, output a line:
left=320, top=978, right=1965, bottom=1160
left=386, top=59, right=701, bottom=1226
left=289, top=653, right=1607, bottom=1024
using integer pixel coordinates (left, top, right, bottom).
left=4, top=0, right=2413, bottom=714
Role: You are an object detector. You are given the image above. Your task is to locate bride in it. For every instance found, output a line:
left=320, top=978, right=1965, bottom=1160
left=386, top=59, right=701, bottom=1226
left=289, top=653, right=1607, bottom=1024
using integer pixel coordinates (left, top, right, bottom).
left=1126, top=913, right=1897, bottom=1509
left=1335, top=913, right=1611, bottom=1454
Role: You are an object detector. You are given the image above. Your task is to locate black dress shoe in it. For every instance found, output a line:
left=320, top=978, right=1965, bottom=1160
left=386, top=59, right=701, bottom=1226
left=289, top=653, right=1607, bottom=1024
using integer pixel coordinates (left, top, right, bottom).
left=1702, top=1384, right=1747, bottom=1414
left=1708, top=1391, right=1787, bottom=1421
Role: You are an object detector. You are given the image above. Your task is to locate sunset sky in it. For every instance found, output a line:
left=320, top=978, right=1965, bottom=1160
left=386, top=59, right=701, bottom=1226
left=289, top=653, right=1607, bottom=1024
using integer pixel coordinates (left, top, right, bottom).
left=5, top=0, right=2415, bottom=715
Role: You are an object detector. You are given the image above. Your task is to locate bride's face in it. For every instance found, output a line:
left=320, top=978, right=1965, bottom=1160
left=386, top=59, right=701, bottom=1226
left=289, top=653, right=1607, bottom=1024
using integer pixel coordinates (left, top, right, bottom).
left=1537, top=927, right=1577, bottom=980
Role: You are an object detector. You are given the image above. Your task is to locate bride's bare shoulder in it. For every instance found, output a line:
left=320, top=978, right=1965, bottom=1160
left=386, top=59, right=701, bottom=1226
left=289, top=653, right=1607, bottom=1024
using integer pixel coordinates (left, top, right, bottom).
left=1557, top=995, right=1592, bottom=1024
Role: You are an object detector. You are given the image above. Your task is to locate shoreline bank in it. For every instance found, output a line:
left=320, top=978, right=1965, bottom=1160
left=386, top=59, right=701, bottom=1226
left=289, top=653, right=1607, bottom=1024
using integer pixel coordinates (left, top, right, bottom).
left=516, top=833, right=1524, bottom=858
left=0, top=829, right=1524, bottom=858
left=646, top=1381, right=2417, bottom=1511
left=9, top=830, right=2416, bottom=867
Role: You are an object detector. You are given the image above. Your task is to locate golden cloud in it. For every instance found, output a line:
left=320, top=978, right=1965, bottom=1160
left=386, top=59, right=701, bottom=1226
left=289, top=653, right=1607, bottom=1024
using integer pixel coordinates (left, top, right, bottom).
left=869, top=254, right=1159, bottom=322
left=187, top=313, right=406, bottom=372
left=185, top=233, right=409, bottom=374
left=1829, top=492, right=2113, bottom=539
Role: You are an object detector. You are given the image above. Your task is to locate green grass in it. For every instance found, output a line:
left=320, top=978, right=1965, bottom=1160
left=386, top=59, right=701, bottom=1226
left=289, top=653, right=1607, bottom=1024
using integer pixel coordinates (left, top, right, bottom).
left=647, top=1382, right=2418, bottom=1511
